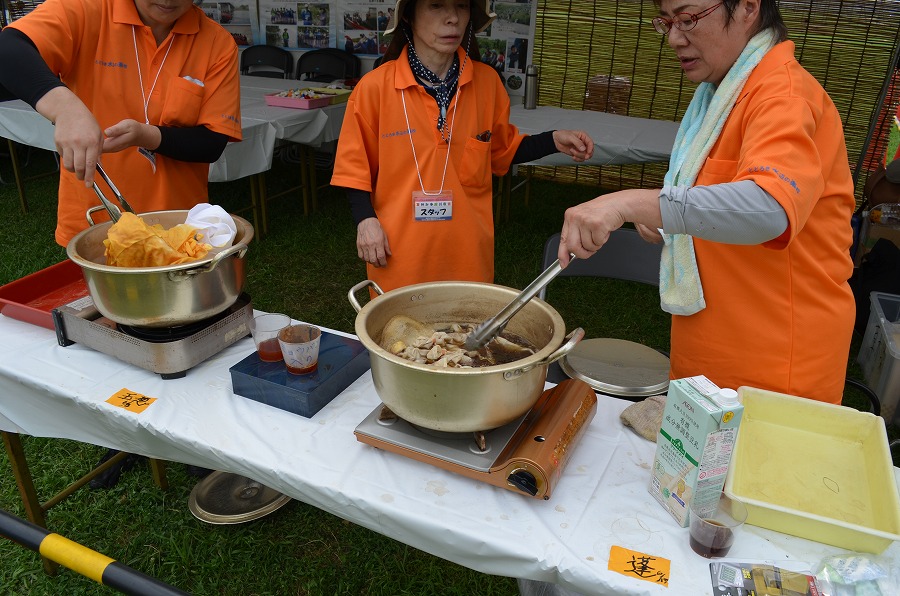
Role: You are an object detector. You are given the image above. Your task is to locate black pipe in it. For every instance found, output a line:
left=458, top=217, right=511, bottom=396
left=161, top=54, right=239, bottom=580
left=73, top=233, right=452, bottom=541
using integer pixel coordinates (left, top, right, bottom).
left=0, top=509, right=190, bottom=596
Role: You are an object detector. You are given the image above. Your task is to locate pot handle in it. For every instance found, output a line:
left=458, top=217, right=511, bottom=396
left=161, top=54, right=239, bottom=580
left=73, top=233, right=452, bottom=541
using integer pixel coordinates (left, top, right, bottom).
left=503, top=327, right=585, bottom=380
left=167, top=243, right=249, bottom=280
left=348, top=279, right=384, bottom=313
left=85, top=205, right=108, bottom=227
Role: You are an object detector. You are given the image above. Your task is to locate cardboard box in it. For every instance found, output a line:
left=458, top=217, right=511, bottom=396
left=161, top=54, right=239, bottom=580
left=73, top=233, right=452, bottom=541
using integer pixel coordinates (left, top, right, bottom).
left=725, top=386, right=900, bottom=553
left=230, top=332, right=370, bottom=417
left=649, top=375, right=743, bottom=527
left=857, top=291, right=900, bottom=424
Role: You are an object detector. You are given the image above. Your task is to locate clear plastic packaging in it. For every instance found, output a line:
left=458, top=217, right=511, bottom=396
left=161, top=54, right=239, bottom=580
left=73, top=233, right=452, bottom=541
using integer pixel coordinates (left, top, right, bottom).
left=868, top=203, right=900, bottom=226
left=813, top=552, right=900, bottom=596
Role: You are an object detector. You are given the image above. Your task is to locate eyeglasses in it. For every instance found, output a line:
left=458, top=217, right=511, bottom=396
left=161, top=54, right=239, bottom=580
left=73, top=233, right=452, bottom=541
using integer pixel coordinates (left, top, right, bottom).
left=651, top=2, right=724, bottom=35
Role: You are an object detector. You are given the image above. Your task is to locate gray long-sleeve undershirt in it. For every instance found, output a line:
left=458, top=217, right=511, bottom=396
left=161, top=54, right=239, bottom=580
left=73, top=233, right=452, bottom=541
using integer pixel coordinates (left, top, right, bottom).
left=659, top=180, right=788, bottom=244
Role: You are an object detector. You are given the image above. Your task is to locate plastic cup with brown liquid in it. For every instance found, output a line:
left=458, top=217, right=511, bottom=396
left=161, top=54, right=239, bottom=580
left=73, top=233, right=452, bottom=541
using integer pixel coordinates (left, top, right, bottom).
left=688, top=493, right=748, bottom=558
left=278, top=323, right=321, bottom=375
left=250, top=313, right=291, bottom=362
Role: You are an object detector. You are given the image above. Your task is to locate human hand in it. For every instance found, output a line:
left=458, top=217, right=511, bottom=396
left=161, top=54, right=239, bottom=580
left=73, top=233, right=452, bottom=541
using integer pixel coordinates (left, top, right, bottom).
left=557, top=188, right=662, bottom=266
left=635, top=223, right=663, bottom=244
left=557, top=194, right=627, bottom=266
left=37, top=87, right=103, bottom=187
left=357, top=217, right=391, bottom=267
left=103, top=119, right=160, bottom=154
left=552, top=130, right=594, bottom=163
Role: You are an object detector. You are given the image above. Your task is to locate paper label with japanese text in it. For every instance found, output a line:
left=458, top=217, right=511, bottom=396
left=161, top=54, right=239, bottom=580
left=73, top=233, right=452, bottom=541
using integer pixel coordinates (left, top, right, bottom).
left=608, top=545, right=670, bottom=587
left=106, top=388, right=156, bottom=413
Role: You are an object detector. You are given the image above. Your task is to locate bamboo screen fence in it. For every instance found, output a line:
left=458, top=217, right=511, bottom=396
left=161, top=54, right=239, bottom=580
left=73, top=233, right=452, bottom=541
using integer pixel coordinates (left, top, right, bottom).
left=531, top=0, right=900, bottom=204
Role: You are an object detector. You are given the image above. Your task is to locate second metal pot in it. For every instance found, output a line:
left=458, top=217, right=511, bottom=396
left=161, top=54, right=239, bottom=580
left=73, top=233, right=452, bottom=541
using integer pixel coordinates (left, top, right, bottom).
left=349, top=280, right=584, bottom=432
left=66, top=210, right=253, bottom=328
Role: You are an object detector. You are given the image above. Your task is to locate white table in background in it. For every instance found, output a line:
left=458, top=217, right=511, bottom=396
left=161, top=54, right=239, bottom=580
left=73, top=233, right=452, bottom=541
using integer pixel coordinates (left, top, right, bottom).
left=0, top=312, right=896, bottom=595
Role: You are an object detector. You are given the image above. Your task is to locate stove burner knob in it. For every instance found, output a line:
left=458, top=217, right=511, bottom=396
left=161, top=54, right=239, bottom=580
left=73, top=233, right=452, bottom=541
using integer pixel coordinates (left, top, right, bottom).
left=507, top=469, right=538, bottom=496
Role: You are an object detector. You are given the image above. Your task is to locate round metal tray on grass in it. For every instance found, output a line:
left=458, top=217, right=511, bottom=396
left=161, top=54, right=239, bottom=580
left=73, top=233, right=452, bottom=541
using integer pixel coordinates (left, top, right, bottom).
left=559, top=338, right=670, bottom=399
left=188, top=471, right=291, bottom=524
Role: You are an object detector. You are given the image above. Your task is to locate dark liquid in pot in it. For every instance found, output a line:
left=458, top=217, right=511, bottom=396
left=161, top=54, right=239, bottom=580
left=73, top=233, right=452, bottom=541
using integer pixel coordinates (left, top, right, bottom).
left=471, top=331, right=537, bottom=367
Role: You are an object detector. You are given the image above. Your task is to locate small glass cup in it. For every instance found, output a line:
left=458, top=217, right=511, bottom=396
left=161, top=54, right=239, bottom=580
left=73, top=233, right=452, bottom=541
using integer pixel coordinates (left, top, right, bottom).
left=278, top=323, right=322, bottom=375
left=688, top=493, right=748, bottom=558
left=250, top=313, right=291, bottom=362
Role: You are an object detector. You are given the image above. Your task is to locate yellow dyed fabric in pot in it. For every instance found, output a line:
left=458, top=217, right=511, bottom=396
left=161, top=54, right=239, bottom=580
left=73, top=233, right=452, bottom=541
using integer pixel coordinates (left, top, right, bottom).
left=103, top=212, right=212, bottom=267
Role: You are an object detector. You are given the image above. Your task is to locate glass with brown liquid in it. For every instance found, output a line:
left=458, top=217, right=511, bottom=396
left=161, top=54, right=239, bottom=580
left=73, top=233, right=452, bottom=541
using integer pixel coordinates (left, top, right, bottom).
left=688, top=494, right=747, bottom=558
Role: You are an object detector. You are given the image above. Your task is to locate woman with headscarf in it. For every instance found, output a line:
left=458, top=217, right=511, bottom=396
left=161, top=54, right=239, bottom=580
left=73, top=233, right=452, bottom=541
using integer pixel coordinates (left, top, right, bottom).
left=331, top=0, right=594, bottom=292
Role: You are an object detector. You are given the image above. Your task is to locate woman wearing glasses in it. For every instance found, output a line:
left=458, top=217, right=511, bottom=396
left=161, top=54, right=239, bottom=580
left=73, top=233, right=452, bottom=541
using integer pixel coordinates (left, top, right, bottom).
left=554, top=0, right=856, bottom=406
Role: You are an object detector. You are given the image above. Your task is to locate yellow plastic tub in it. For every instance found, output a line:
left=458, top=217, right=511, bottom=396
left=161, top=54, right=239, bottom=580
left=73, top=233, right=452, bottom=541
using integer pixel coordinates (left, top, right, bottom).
left=724, top=386, right=900, bottom=553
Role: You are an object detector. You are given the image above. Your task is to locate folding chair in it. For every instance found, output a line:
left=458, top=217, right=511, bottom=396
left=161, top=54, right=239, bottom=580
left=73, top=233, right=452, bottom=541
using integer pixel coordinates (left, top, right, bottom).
left=240, top=44, right=293, bottom=79
left=538, top=228, right=661, bottom=301
left=295, top=47, right=360, bottom=83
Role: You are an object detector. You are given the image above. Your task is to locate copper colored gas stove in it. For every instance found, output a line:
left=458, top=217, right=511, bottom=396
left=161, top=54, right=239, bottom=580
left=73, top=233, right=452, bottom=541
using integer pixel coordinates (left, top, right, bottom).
left=51, top=293, right=253, bottom=379
left=354, top=379, right=597, bottom=500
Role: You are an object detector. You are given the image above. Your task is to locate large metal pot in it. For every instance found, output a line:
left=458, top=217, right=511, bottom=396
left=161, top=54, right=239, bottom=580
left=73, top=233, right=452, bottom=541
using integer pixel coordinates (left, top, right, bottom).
left=349, top=280, right=584, bottom=432
left=66, top=210, right=253, bottom=328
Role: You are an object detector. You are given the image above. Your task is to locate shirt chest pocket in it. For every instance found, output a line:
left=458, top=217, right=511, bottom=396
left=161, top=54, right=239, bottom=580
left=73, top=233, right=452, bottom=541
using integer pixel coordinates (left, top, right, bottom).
left=695, top=157, right=738, bottom=186
left=158, top=76, right=204, bottom=127
left=457, top=137, right=491, bottom=188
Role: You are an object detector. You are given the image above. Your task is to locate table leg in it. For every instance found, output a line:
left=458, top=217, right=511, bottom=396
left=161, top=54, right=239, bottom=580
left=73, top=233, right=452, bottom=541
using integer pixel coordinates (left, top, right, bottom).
left=249, top=173, right=268, bottom=238
left=1, top=432, right=170, bottom=576
left=7, top=139, right=29, bottom=214
left=493, top=175, right=504, bottom=223
left=299, top=146, right=310, bottom=216
left=2, top=431, right=58, bottom=575
left=307, top=148, right=318, bottom=213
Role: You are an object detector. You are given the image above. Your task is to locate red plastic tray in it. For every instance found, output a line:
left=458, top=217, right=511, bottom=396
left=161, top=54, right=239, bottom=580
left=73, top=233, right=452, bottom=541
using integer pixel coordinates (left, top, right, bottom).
left=0, top=260, right=89, bottom=330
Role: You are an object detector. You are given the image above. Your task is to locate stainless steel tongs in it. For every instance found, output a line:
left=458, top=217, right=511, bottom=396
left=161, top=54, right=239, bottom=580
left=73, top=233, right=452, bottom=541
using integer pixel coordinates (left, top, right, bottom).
left=91, top=163, right=136, bottom=222
left=464, top=253, right=577, bottom=351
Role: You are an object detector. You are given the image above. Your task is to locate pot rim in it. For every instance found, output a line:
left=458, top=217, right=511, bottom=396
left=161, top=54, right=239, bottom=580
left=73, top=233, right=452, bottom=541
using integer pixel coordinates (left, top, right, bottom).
left=66, top=210, right=253, bottom=273
left=354, top=281, right=567, bottom=374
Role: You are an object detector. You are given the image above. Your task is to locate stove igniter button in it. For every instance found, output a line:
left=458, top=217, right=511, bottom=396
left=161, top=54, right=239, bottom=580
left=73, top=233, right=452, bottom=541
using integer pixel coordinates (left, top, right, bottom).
left=507, top=469, right=538, bottom=496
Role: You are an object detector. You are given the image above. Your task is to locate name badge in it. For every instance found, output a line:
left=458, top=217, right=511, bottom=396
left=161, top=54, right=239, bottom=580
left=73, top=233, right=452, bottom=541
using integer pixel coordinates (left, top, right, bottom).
left=413, top=191, right=453, bottom=221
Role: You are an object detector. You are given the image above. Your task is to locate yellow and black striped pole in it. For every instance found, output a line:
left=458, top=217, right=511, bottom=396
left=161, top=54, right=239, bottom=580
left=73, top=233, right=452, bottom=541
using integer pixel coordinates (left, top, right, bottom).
left=1, top=509, right=189, bottom=595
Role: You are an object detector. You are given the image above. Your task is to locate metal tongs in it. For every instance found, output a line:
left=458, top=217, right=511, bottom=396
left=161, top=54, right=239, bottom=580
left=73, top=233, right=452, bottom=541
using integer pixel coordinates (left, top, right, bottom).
left=91, top=163, right=136, bottom=222
left=464, top=253, right=577, bottom=351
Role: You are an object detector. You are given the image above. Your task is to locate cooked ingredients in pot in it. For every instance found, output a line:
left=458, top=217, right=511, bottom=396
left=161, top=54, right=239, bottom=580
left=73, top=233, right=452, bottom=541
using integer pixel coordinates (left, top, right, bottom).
left=379, top=315, right=535, bottom=368
left=103, top=212, right=212, bottom=267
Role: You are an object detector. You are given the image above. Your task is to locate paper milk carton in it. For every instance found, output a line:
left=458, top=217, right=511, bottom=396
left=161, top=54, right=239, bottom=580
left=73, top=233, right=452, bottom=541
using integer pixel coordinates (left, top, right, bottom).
left=649, top=375, right=743, bottom=527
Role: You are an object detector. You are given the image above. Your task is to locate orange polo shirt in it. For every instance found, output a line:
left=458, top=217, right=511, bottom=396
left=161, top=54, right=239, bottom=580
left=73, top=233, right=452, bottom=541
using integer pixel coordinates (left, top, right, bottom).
left=331, top=46, right=525, bottom=292
left=669, top=41, right=855, bottom=403
left=11, top=0, right=242, bottom=246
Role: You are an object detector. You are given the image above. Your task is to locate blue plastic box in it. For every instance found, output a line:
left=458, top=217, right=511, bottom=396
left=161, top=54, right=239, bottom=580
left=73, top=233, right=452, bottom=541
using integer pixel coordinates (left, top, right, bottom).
left=230, top=332, right=370, bottom=418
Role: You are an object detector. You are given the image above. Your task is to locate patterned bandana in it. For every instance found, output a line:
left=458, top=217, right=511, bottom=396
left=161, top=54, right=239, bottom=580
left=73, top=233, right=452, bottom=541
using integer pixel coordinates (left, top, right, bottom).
left=405, top=24, right=471, bottom=141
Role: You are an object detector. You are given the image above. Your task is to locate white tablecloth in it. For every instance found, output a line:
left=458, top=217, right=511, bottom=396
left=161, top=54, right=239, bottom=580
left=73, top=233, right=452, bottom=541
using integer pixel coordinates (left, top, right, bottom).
left=509, top=105, right=680, bottom=168
left=0, top=311, right=897, bottom=595
left=0, top=75, right=346, bottom=184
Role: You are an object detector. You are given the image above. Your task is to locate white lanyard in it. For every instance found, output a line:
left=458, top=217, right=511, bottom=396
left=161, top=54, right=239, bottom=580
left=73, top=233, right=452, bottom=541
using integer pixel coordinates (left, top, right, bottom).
left=401, top=85, right=461, bottom=196
left=132, top=26, right=174, bottom=125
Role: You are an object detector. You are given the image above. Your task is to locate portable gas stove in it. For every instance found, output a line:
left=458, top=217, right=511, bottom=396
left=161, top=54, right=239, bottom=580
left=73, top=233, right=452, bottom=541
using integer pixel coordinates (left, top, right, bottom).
left=51, top=293, right=253, bottom=379
left=354, top=379, right=597, bottom=500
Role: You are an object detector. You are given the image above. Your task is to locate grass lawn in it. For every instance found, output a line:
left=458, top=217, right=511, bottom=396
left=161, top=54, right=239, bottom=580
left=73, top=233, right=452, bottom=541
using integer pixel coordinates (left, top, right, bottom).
left=0, top=148, right=896, bottom=595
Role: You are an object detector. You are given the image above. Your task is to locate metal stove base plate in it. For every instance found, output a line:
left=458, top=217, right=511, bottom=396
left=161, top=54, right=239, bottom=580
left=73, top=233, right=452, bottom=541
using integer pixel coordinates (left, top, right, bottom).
left=354, top=406, right=525, bottom=472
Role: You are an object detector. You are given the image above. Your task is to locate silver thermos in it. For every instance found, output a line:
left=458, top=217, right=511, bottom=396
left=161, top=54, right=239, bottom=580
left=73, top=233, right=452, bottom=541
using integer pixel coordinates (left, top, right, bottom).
left=524, top=64, right=539, bottom=109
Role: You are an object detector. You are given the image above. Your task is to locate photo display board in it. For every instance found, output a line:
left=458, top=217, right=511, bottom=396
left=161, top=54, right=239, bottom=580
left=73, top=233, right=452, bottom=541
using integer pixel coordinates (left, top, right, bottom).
left=203, top=0, right=536, bottom=97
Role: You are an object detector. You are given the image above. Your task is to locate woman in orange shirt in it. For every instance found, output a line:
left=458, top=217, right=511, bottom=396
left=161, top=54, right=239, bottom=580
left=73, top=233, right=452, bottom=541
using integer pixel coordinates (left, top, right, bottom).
left=555, top=0, right=855, bottom=404
left=0, top=0, right=241, bottom=246
left=332, top=0, right=593, bottom=293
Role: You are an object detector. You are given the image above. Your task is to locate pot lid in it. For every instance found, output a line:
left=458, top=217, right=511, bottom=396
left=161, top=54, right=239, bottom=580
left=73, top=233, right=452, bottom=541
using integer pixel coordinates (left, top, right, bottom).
left=188, top=471, right=291, bottom=524
left=559, top=338, right=669, bottom=399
